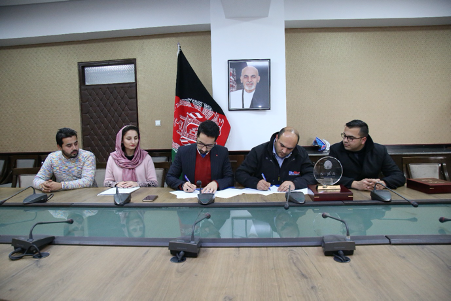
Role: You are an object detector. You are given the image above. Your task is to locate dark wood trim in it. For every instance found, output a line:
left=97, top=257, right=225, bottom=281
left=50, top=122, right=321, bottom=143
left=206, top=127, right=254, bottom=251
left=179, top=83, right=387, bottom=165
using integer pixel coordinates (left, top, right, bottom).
left=1, top=144, right=450, bottom=184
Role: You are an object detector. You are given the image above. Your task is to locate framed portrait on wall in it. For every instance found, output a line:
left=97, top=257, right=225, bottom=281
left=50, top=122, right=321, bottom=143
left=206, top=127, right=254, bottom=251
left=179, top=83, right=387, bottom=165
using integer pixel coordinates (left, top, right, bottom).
left=228, top=59, right=270, bottom=111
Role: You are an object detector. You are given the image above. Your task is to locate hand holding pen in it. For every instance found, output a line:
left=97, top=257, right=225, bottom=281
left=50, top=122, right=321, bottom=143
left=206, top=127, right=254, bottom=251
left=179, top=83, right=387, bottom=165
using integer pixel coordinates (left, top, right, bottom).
left=182, top=175, right=197, bottom=193
left=257, top=173, right=271, bottom=191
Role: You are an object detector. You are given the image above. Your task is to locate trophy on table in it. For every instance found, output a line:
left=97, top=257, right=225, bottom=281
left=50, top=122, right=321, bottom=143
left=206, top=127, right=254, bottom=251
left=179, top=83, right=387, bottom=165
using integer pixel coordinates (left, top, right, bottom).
left=309, top=156, right=353, bottom=201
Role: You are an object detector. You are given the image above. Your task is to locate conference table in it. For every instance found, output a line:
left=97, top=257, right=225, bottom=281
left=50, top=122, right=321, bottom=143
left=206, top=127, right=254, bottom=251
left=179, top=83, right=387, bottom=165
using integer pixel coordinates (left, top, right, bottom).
left=0, top=186, right=450, bottom=300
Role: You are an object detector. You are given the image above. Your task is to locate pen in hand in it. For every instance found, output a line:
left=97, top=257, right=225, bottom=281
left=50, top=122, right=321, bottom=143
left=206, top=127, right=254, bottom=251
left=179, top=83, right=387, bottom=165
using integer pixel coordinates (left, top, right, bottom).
left=261, top=173, right=270, bottom=191
left=183, top=175, right=196, bottom=193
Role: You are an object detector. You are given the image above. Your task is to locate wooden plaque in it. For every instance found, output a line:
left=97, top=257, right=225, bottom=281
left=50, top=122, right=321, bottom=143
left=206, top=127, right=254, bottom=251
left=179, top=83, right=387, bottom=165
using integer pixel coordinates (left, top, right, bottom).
left=308, top=185, right=353, bottom=201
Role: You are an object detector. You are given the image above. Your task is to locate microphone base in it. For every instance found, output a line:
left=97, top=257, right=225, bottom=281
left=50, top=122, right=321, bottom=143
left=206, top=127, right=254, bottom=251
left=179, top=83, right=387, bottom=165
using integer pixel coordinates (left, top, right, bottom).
left=170, top=254, right=186, bottom=263
left=11, top=236, right=55, bottom=257
left=370, top=189, right=392, bottom=202
left=168, top=238, right=201, bottom=258
left=114, top=193, right=131, bottom=206
left=285, top=191, right=305, bottom=204
left=198, top=193, right=215, bottom=205
left=23, top=193, right=48, bottom=204
left=322, top=235, right=355, bottom=256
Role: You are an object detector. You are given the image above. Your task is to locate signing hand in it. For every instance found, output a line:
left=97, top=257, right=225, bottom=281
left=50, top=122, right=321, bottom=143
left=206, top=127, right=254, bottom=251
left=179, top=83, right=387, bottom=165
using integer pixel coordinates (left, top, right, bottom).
left=277, top=181, right=295, bottom=192
left=183, top=182, right=197, bottom=193
left=202, top=181, right=218, bottom=193
left=257, top=179, right=271, bottom=191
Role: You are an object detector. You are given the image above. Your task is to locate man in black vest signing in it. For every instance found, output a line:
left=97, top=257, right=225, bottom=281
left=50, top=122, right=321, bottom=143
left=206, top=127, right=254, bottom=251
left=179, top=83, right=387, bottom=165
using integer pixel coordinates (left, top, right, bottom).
left=235, top=127, right=315, bottom=191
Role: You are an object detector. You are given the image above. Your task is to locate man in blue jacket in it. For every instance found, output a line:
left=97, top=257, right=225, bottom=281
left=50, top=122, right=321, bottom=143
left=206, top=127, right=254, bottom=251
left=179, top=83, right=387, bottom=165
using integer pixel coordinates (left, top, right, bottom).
left=235, top=127, right=315, bottom=191
left=329, top=119, right=405, bottom=191
left=166, top=120, right=234, bottom=193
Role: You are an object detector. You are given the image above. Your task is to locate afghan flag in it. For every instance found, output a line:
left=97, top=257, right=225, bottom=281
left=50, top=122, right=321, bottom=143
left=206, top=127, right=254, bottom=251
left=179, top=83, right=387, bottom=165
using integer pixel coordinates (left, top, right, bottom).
left=172, top=47, right=231, bottom=158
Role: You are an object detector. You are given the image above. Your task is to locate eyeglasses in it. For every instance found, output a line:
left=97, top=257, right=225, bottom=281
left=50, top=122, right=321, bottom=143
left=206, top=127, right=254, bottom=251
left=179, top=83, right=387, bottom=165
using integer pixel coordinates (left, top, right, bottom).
left=341, top=133, right=363, bottom=142
left=197, top=140, right=215, bottom=150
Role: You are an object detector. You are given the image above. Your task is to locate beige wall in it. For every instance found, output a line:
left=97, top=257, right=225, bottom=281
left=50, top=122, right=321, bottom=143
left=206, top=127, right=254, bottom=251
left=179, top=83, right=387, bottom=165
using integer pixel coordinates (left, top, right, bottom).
left=286, top=26, right=451, bottom=146
left=0, top=32, right=212, bottom=152
left=0, top=26, right=450, bottom=153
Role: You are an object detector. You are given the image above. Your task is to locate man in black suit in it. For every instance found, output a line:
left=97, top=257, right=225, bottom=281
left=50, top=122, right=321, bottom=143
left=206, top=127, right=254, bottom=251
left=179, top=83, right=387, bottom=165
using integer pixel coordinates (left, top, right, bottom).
left=166, top=120, right=234, bottom=193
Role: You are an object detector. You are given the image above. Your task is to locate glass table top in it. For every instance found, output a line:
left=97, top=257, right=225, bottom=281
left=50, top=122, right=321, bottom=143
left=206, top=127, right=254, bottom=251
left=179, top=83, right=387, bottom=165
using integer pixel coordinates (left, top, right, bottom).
left=1, top=204, right=450, bottom=241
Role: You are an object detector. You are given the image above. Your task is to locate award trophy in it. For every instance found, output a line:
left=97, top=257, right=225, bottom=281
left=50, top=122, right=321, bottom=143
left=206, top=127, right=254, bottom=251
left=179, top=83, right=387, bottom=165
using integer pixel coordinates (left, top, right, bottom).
left=309, top=156, right=353, bottom=201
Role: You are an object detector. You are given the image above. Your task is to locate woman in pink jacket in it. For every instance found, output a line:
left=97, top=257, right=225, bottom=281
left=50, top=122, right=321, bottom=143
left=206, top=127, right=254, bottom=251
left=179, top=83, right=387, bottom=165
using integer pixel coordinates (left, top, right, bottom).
left=104, top=125, right=158, bottom=187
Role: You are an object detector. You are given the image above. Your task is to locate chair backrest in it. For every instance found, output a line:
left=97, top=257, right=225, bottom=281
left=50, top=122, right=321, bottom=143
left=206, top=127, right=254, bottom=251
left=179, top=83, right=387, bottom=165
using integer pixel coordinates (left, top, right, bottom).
left=0, top=155, right=9, bottom=184
left=402, top=156, right=450, bottom=181
left=95, top=162, right=107, bottom=187
left=12, top=167, right=41, bottom=188
left=39, top=154, right=49, bottom=165
left=94, top=169, right=106, bottom=187
left=10, top=155, right=40, bottom=168
left=149, top=151, right=171, bottom=163
left=154, top=161, right=171, bottom=187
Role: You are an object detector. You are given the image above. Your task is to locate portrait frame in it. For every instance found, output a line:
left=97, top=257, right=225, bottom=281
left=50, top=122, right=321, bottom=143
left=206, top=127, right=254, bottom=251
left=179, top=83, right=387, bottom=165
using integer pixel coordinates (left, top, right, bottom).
left=228, top=59, right=270, bottom=111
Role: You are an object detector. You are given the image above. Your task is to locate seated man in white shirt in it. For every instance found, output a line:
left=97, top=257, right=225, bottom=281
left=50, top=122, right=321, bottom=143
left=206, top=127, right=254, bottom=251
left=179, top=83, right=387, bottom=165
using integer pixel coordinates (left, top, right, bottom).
left=33, top=128, right=96, bottom=192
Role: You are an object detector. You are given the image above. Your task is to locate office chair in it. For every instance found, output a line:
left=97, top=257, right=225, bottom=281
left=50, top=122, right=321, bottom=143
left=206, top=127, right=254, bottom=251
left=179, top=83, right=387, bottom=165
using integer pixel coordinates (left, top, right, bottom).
left=154, top=161, right=171, bottom=187
left=11, top=167, right=41, bottom=188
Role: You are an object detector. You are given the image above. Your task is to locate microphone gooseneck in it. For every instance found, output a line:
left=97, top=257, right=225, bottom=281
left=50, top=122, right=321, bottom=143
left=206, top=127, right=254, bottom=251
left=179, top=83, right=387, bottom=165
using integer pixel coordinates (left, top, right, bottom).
left=375, top=182, right=418, bottom=207
left=284, top=187, right=291, bottom=210
left=190, top=213, right=211, bottom=242
left=0, top=186, right=35, bottom=205
left=439, top=217, right=450, bottom=223
left=28, top=219, right=74, bottom=241
left=322, top=212, right=350, bottom=238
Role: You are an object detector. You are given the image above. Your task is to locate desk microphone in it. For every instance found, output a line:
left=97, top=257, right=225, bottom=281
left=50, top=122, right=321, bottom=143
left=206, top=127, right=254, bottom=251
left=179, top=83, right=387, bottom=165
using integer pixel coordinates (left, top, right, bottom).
left=285, top=187, right=305, bottom=205
left=168, top=212, right=211, bottom=260
left=27, top=219, right=74, bottom=241
left=374, top=182, right=418, bottom=207
left=0, top=186, right=51, bottom=205
left=190, top=213, right=211, bottom=242
left=284, top=187, right=291, bottom=210
left=196, top=180, right=215, bottom=205
left=322, top=212, right=350, bottom=239
left=114, top=186, right=131, bottom=206
left=321, top=212, right=355, bottom=259
left=439, top=217, right=450, bottom=223
left=10, top=219, right=73, bottom=260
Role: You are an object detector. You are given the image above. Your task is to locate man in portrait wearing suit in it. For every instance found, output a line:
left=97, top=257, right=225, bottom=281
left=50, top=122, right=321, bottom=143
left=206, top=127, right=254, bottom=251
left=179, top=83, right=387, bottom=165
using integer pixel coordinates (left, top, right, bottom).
left=166, top=120, right=234, bottom=193
left=230, top=65, right=269, bottom=109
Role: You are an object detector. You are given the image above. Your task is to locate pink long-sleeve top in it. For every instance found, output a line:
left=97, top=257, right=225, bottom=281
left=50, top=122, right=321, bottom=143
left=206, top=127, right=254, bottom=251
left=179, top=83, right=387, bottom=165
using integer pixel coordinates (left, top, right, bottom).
left=104, top=154, right=158, bottom=187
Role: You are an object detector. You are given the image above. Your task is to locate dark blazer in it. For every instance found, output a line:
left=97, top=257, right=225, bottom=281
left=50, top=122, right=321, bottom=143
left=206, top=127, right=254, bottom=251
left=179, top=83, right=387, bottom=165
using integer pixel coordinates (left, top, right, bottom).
left=328, top=135, right=406, bottom=189
left=235, top=132, right=316, bottom=189
left=166, top=143, right=234, bottom=190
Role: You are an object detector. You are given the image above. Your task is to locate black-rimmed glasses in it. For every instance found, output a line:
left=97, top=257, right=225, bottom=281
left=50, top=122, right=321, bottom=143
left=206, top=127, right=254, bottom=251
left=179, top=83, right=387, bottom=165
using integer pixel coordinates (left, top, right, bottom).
left=197, top=141, right=215, bottom=150
left=341, top=133, right=363, bottom=142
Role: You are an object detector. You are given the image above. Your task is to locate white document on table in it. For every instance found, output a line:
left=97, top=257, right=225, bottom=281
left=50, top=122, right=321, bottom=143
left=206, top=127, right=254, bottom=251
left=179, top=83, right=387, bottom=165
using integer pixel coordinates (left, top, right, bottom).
left=240, top=186, right=308, bottom=196
left=170, top=186, right=308, bottom=199
left=97, top=187, right=140, bottom=196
